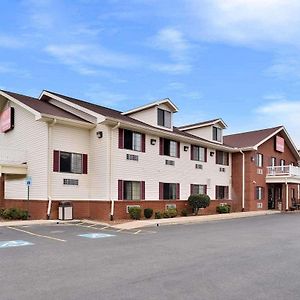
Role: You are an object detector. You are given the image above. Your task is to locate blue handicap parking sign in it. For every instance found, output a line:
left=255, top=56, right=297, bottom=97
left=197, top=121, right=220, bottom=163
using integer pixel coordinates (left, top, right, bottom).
left=78, top=233, right=115, bottom=239
left=0, top=240, right=34, bottom=249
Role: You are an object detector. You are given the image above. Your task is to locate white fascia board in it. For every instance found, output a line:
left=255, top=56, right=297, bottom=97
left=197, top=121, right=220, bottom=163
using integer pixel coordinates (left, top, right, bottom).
left=0, top=91, right=42, bottom=119
left=39, top=114, right=96, bottom=129
left=103, top=117, right=236, bottom=152
left=122, top=98, right=178, bottom=115
left=40, top=91, right=105, bottom=122
left=179, top=118, right=227, bottom=131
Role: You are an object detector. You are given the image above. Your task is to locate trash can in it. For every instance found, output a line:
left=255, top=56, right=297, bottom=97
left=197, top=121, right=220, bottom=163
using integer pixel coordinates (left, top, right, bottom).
left=58, top=201, right=73, bottom=220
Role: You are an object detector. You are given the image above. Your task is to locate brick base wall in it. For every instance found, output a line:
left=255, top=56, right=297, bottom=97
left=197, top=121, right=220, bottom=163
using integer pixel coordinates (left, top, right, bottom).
left=2, top=199, right=235, bottom=221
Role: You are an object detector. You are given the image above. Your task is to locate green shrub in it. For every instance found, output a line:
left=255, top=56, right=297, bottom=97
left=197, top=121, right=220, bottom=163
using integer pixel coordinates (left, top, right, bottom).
left=0, top=208, right=4, bottom=217
left=188, top=194, right=211, bottom=215
left=144, top=208, right=153, bottom=219
left=2, top=208, right=29, bottom=220
left=181, top=208, right=188, bottom=217
left=162, top=208, right=178, bottom=218
left=128, top=207, right=142, bottom=220
left=216, top=204, right=231, bottom=214
left=155, top=211, right=162, bottom=219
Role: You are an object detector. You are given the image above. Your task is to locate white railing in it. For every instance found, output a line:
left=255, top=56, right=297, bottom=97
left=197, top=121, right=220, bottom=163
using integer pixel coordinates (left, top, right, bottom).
left=266, top=165, right=300, bottom=177
left=0, top=148, right=27, bottom=164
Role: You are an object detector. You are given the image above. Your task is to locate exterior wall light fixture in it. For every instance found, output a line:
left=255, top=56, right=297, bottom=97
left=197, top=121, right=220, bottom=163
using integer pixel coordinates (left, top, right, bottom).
left=150, top=139, right=156, bottom=145
left=210, top=151, right=215, bottom=157
left=96, top=131, right=103, bottom=139
left=184, top=146, right=189, bottom=152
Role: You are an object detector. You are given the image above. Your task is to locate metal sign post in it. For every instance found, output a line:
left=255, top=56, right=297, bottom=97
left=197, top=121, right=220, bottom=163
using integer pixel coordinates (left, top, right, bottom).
left=25, top=177, right=32, bottom=215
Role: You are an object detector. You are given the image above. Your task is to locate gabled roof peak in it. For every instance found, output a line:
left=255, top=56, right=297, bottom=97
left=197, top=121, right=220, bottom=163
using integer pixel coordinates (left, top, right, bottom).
left=122, top=98, right=178, bottom=116
left=178, top=118, right=227, bottom=131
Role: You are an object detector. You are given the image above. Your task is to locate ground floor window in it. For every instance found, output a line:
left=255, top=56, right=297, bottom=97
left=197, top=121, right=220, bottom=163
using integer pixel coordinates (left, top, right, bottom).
left=159, top=182, right=179, bottom=200
left=191, top=184, right=207, bottom=195
left=256, top=186, right=264, bottom=200
left=118, top=180, right=145, bottom=200
left=216, top=185, right=229, bottom=200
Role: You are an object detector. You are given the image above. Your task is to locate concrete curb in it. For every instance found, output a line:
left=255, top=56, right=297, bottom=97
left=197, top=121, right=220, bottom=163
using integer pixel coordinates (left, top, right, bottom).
left=113, top=210, right=281, bottom=230
left=0, top=219, right=77, bottom=227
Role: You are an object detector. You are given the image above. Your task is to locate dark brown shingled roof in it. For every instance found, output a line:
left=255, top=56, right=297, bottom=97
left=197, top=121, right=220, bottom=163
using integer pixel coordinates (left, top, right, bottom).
left=223, top=126, right=283, bottom=148
left=1, top=90, right=89, bottom=123
left=44, top=90, right=233, bottom=148
left=178, top=118, right=221, bottom=129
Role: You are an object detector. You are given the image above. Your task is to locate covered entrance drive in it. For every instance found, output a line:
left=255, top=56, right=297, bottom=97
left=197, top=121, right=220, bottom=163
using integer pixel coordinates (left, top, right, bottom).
left=266, top=165, right=300, bottom=211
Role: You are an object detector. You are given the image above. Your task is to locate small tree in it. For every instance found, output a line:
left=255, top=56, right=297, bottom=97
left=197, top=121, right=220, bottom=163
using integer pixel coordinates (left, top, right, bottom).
left=188, top=194, right=211, bottom=215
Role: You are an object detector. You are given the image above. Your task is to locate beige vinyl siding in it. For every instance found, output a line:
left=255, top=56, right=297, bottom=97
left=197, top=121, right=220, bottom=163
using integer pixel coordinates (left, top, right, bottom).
left=50, top=124, right=90, bottom=200
left=110, top=129, right=231, bottom=201
left=0, top=101, right=48, bottom=200
left=89, top=124, right=110, bottom=199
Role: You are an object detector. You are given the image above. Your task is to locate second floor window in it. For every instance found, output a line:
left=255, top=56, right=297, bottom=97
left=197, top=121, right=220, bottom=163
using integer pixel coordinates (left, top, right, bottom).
left=256, top=153, right=263, bottom=167
left=270, top=157, right=276, bottom=167
left=53, top=150, right=88, bottom=174
left=213, top=126, right=222, bottom=142
left=160, top=138, right=180, bottom=158
left=157, top=108, right=171, bottom=128
left=119, top=128, right=145, bottom=152
left=191, top=145, right=206, bottom=162
left=216, top=150, right=229, bottom=165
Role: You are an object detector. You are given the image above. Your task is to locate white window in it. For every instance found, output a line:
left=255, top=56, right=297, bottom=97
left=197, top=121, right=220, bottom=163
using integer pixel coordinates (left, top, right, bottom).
left=213, top=127, right=222, bottom=142
left=60, top=152, right=83, bottom=174
left=124, top=181, right=141, bottom=200
left=169, top=141, right=177, bottom=157
left=256, top=153, right=263, bottom=167
left=192, top=184, right=207, bottom=195
left=256, top=186, right=263, bottom=200
left=192, top=145, right=206, bottom=162
left=133, top=132, right=142, bottom=151
left=158, top=108, right=171, bottom=128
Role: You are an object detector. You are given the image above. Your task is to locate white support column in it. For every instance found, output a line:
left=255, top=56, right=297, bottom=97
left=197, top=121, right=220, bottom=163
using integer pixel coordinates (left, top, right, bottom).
left=285, top=180, right=289, bottom=211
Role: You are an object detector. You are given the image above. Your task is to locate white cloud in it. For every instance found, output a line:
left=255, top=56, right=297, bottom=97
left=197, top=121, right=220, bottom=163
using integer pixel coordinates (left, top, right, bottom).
left=256, top=99, right=300, bottom=146
left=188, top=0, right=300, bottom=48
left=0, top=63, right=30, bottom=77
left=149, top=27, right=192, bottom=74
left=45, top=44, right=139, bottom=75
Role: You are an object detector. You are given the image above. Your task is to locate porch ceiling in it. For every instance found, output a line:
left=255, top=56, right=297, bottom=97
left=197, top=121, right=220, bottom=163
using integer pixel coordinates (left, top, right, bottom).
left=266, top=176, right=300, bottom=184
left=0, top=163, right=28, bottom=175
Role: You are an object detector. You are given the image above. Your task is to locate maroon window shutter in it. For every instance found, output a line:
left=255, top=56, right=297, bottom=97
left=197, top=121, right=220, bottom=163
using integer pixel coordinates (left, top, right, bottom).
left=177, top=142, right=180, bottom=158
left=118, top=128, right=124, bottom=149
left=176, top=183, right=180, bottom=199
left=159, top=138, right=164, bottom=155
left=204, top=185, right=207, bottom=194
left=53, top=150, right=60, bottom=172
left=118, top=180, right=123, bottom=200
left=141, top=181, right=145, bottom=200
left=190, top=145, right=194, bottom=160
left=159, top=182, right=164, bottom=200
left=141, top=134, right=146, bottom=153
left=82, top=154, right=88, bottom=174
left=190, top=184, right=194, bottom=195
left=205, top=148, right=207, bottom=162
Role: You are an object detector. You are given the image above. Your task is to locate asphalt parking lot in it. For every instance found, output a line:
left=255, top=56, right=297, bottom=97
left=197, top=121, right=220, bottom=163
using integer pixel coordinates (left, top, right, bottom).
left=1, top=213, right=300, bottom=300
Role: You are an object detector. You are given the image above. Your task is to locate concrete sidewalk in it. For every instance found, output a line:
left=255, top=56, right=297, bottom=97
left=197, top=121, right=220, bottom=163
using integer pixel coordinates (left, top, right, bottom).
left=113, top=210, right=281, bottom=230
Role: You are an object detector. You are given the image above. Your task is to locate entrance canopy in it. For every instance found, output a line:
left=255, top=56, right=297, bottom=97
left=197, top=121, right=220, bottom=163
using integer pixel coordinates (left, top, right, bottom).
left=0, top=163, right=27, bottom=175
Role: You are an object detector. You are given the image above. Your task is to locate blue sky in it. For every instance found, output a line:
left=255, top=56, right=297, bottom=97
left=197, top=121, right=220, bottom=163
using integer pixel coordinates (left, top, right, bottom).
left=1, top=0, right=300, bottom=145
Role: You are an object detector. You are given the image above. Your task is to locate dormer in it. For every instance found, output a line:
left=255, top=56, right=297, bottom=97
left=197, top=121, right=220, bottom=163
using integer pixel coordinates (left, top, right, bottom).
left=122, top=98, right=178, bottom=131
left=178, top=118, right=227, bottom=143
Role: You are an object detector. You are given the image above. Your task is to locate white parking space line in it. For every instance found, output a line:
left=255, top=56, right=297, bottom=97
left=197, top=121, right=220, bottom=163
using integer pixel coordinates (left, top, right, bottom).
left=133, top=230, right=142, bottom=235
left=7, top=226, right=66, bottom=242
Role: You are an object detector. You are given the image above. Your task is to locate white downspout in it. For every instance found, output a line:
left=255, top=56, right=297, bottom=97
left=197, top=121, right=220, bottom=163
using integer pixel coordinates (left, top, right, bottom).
left=239, top=149, right=245, bottom=212
left=47, top=119, right=56, bottom=219
left=109, top=122, right=120, bottom=221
